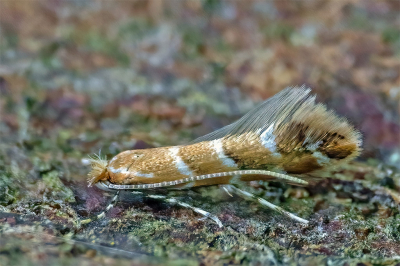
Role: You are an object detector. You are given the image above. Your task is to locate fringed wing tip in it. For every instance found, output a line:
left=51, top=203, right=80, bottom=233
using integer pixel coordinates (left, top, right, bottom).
left=193, top=85, right=362, bottom=165
left=87, top=156, right=108, bottom=187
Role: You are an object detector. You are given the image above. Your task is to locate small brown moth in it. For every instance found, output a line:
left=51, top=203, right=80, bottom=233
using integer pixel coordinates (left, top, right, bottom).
left=86, top=86, right=362, bottom=226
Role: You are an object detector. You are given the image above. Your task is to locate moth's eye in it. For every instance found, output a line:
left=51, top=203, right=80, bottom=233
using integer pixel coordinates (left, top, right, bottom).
left=133, top=154, right=144, bottom=159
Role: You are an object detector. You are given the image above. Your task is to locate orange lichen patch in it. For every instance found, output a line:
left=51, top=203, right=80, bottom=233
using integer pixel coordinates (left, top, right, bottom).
left=222, top=132, right=281, bottom=170
left=178, top=142, right=235, bottom=176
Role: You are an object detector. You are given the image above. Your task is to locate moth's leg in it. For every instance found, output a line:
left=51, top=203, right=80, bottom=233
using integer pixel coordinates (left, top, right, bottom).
left=222, top=185, right=309, bottom=224
left=81, top=191, right=120, bottom=225
left=144, top=193, right=223, bottom=228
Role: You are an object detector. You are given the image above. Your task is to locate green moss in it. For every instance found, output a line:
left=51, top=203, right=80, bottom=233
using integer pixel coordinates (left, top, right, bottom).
left=118, top=18, right=153, bottom=40
left=264, top=23, right=295, bottom=42
left=382, top=27, right=400, bottom=54
left=202, top=0, right=222, bottom=14
left=346, top=6, right=371, bottom=30
left=0, top=32, right=19, bottom=50
left=39, top=41, right=62, bottom=67
left=42, top=171, right=75, bottom=202
left=382, top=27, right=400, bottom=44
left=181, top=26, right=205, bottom=59
left=83, top=30, right=130, bottom=67
left=0, top=171, right=17, bottom=205
left=0, top=154, right=24, bottom=205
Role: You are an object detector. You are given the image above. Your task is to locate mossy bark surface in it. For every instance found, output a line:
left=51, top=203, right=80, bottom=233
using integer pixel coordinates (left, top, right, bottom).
left=1, top=1, right=400, bottom=265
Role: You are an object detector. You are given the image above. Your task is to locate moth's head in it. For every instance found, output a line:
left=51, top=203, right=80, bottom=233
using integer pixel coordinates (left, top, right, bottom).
left=87, top=150, right=146, bottom=187
left=87, top=155, right=109, bottom=187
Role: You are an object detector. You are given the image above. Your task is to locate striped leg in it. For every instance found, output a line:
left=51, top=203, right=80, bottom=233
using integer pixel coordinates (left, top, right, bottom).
left=139, top=193, right=223, bottom=228
left=223, top=185, right=309, bottom=224
left=81, top=191, right=120, bottom=225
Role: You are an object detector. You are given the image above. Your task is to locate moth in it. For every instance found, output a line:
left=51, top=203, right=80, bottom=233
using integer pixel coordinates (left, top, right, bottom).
left=86, top=87, right=362, bottom=226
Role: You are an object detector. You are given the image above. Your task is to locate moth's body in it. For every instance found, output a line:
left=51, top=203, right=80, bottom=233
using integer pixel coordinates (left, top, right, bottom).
left=101, top=133, right=350, bottom=188
left=89, top=87, right=361, bottom=190
left=101, top=136, right=281, bottom=188
left=87, top=87, right=362, bottom=225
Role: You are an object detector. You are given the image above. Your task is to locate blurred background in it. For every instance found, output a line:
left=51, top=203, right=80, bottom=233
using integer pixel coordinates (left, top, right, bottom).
left=0, top=1, right=400, bottom=265
left=1, top=0, right=399, bottom=162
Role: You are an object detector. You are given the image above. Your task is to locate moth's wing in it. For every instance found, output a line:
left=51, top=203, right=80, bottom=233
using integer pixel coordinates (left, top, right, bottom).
left=192, top=86, right=314, bottom=143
